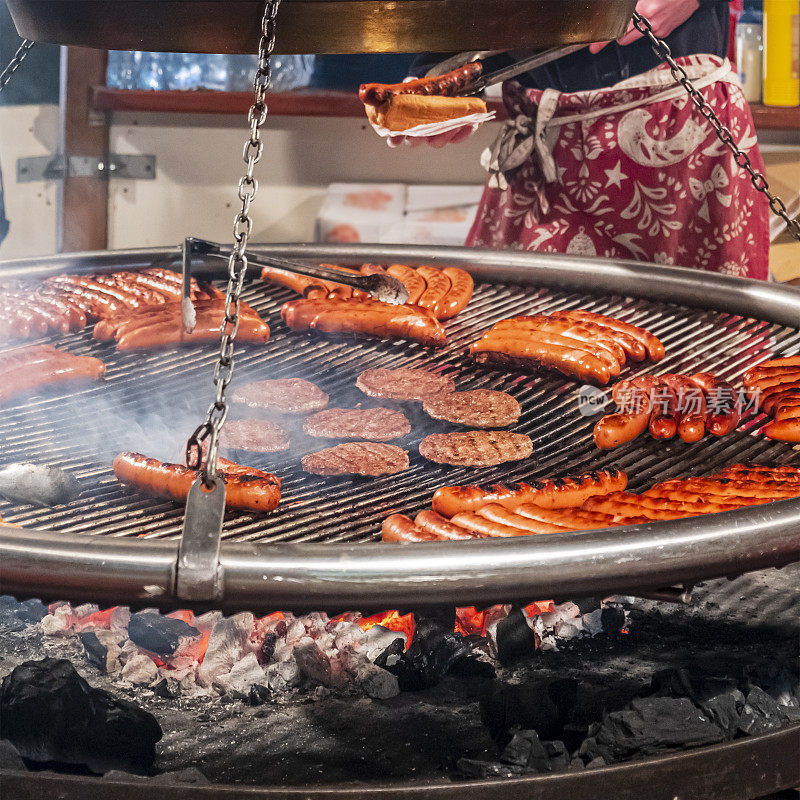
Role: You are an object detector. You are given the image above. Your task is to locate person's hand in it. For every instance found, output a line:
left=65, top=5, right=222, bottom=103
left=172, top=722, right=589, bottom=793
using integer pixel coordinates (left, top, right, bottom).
left=386, top=124, right=480, bottom=149
left=589, top=0, right=700, bottom=53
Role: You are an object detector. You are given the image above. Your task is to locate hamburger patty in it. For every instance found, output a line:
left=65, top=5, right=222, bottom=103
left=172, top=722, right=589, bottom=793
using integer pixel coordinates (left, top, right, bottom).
left=423, top=389, right=520, bottom=428
left=356, top=367, right=455, bottom=402
left=221, top=419, right=290, bottom=453
left=418, top=431, right=533, bottom=467
left=303, top=407, right=411, bottom=440
left=232, top=378, right=329, bottom=414
left=302, top=442, right=409, bottom=476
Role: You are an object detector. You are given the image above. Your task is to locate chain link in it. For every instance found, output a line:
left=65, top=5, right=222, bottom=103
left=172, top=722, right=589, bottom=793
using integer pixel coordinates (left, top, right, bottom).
left=186, top=0, right=281, bottom=483
left=0, top=39, right=35, bottom=94
left=632, top=12, right=800, bottom=244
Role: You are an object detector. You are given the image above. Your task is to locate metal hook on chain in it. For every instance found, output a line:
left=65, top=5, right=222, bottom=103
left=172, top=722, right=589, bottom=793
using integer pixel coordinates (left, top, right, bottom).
left=632, top=11, right=800, bottom=245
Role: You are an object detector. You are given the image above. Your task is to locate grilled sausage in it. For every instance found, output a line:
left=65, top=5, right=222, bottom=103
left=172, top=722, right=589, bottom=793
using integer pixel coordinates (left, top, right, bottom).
left=763, top=418, right=800, bottom=442
left=743, top=356, right=800, bottom=385
left=593, top=408, right=651, bottom=450
left=0, top=353, right=106, bottom=404
left=0, top=300, right=50, bottom=338
left=116, top=315, right=270, bottom=350
left=661, top=374, right=707, bottom=443
left=475, top=504, right=572, bottom=534
left=753, top=382, right=800, bottom=413
left=647, top=381, right=680, bottom=439
left=113, top=452, right=280, bottom=513
left=449, top=511, right=533, bottom=538
left=745, top=371, right=800, bottom=393
left=261, top=265, right=334, bottom=298
left=413, top=510, right=483, bottom=540
left=436, top=268, right=474, bottom=320
left=430, top=470, right=628, bottom=518
left=471, top=334, right=612, bottom=385
left=490, top=320, right=622, bottom=376
left=359, top=62, right=483, bottom=106
left=514, top=504, right=619, bottom=530
left=381, top=514, right=437, bottom=542
left=522, top=317, right=627, bottom=365
left=415, top=266, right=452, bottom=318
left=689, top=373, right=741, bottom=436
left=552, top=310, right=663, bottom=361
left=386, top=265, right=427, bottom=305
left=719, top=463, right=800, bottom=481
left=281, top=297, right=447, bottom=347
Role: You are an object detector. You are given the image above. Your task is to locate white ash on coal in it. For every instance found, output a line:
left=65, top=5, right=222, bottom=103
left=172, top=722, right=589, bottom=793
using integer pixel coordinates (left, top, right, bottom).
left=33, top=603, right=412, bottom=702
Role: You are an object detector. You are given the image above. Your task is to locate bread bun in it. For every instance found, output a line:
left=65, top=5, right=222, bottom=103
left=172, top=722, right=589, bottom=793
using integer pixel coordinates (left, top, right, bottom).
left=366, top=93, right=487, bottom=132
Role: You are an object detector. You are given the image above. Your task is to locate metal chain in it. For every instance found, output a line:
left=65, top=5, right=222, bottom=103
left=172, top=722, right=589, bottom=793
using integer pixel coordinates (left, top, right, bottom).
left=186, top=0, right=281, bottom=483
left=0, top=39, right=35, bottom=94
left=632, top=12, right=800, bottom=244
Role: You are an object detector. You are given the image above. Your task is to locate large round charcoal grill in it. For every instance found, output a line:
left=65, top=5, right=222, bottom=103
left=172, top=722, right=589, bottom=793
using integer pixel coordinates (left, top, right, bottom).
left=0, top=246, right=798, bottom=612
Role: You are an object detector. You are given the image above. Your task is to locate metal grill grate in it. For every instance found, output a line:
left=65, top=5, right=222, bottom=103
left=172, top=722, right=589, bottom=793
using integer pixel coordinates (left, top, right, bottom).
left=1, top=269, right=798, bottom=547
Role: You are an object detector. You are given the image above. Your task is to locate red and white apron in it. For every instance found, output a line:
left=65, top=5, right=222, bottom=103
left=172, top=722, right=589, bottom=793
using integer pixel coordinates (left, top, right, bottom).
left=468, top=55, right=770, bottom=280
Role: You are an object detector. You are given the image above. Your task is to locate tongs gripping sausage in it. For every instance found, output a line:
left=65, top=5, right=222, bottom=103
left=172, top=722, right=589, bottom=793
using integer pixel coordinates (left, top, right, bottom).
left=359, top=62, right=483, bottom=106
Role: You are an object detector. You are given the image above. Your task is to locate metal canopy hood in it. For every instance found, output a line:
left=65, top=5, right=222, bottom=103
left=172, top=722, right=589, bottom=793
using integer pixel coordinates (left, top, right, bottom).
left=7, top=0, right=637, bottom=54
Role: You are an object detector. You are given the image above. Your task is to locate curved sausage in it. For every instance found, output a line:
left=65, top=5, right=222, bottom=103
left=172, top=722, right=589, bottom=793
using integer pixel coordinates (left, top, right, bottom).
left=648, top=382, right=680, bottom=440
left=763, top=418, right=800, bottom=442
left=261, top=265, right=333, bottom=298
left=719, top=463, right=800, bottom=481
left=490, top=320, right=622, bottom=377
left=281, top=298, right=447, bottom=348
left=552, top=310, right=663, bottom=361
left=49, top=275, right=143, bottom=309
left=745, top=371, right=800, bottom=393
left=475, top=504, right=573, bottom=534
left=113, top=452, right=280, bottom=513
left=382, top=514, right=436, bottom=542
left=690, top=373, right=741, bottom=436
left=116, top=315, right=269, bottom=350
left=593, top=406, right=651, bottom=450
left=522, top=317, right=627, bottom=365
left=359, top=62, right=483, bottom=106
left=661, top=374, right=707, bottom=443
left=415, top=266, right=452, bottom=317
left=743, top=356, right=800, bottom=385
left=387, top=264, right=427, bottom=305
left=514, top=504, right=619, bottom=530
left=0, top=353, right=106, bottom=404
left=437, top=268, right=474, bottom=320
left=755, top=382, right=800, bottom=413
left=0, top=300, right=50, bottom=338
left=414, top=510, right=483, bottom=540
left=471, top=333, right=612, bottom=385
left=449, top=511, right=533, bottom=538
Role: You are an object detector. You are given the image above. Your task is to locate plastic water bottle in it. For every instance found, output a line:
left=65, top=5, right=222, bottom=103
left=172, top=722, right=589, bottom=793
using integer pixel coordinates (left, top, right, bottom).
left=200, top=54, right=229, bottom=91
left=137, top=52, right=166, bottom=91
left=166, top=53, right=202, bottom=91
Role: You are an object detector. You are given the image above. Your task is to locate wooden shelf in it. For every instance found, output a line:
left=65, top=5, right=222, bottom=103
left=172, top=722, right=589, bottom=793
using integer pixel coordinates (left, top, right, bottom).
left=92, top=88, right=799, bottom=130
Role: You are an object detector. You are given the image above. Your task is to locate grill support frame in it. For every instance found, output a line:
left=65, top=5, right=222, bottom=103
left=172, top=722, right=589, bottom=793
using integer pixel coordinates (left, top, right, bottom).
left=0, top=245, right=798, bottom=612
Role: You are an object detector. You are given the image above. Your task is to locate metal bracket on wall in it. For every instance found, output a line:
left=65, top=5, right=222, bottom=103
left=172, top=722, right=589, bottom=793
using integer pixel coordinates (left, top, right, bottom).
left=16, top=154, right=156, bottom=182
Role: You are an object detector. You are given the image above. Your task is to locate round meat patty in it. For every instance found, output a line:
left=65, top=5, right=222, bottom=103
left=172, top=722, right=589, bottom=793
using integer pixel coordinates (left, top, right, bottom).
left=221, top=419, right=290, bottom=453
left=303, top=407, right=411, bottom=440
left=356, top=367, right=455, bottom=402
left=423, top=389, right=520, bottom=428
left=302, top=442, right=409, bottom=476
left=232, top=378, right=329, bottom=414
left=419, top=431, right=533, bottom=467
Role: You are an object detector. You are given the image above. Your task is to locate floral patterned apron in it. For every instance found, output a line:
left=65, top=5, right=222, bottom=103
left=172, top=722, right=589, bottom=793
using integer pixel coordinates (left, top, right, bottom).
left=468, top=56, right=769, bottom=280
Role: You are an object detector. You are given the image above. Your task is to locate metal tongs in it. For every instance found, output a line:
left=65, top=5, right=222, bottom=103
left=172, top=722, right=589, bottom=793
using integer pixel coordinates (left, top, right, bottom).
left=180, top=237, right=410, bottom=332
left=425, top=44, right=586, bottom=92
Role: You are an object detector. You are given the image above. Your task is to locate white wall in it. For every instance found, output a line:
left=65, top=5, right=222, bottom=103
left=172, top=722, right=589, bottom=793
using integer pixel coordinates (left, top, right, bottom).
left=0, top=104, right=59, bottom=259
left=108, top=112, right=500, bottom=249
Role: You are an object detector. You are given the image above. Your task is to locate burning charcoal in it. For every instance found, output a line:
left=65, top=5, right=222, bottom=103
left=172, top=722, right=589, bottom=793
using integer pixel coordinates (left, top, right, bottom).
left=197, top=612, right=255, bottom=688
left=213, top=653, right=266, bottom=698
left=80, top=631, right=109, bottom=671
left=600, top=605, right=626, bottom=633
left=738, top=686, right=791, bottom=737
left=128, top=612, right=200, bottom=657
left=364, top=624, right=408, bottom=662
left=120, top=653, right=159, bottom=686
left=595, top=697, right=725, bottom=758
left=456, top=758, right=527, bottom=779
left=260, top=631, right=278, bottom=664
left=153, top=677, right=182, bottom=699
left=374, top=618, right=475, bottom=691
left=247, top=683, right=271, bottom=706
left=495, top=607, right=539, bottom=666
left=0, top=658, right=161, bottom=774
left=294, top=639, right=334, bottom=687
left=0, top=739, right=26, bottom=771
left=581, top=609, right=604, bottom=637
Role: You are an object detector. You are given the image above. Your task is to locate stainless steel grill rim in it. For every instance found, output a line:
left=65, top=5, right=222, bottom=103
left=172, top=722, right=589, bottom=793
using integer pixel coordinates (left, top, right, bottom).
left=0, top=245, right=798, bottom=611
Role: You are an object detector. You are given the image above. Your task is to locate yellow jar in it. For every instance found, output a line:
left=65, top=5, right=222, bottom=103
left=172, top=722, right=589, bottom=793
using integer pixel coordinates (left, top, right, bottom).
left=763, top=0, right=800, bottom=106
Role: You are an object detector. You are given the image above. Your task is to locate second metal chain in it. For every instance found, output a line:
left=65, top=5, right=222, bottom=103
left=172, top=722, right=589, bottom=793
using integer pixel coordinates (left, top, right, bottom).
left=632, top=11, right=800, bottom=244
left=186, top=0, right=281, bottom=483
left=0, top=39, right=35, bottom=94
